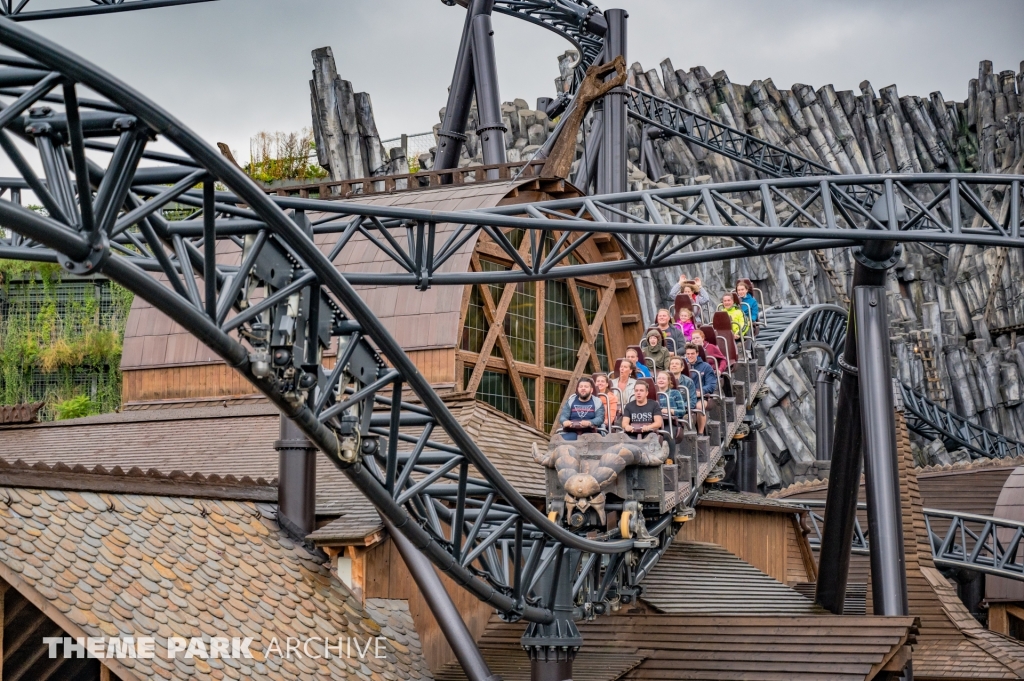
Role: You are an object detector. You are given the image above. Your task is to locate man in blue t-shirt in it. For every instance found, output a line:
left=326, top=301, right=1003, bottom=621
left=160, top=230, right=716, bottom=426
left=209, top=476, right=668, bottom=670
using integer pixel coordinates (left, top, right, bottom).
left=559, top=377, right=605, bottom=441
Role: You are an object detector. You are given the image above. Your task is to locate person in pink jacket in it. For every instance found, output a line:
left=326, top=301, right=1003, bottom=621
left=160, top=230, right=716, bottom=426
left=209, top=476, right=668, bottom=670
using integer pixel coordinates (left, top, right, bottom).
left=675, top=307, right=696, bottom=342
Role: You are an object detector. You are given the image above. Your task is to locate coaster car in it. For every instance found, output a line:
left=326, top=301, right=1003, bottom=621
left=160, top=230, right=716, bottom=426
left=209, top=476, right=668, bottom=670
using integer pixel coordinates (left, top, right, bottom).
left=532, top=431, right=692, bottom=538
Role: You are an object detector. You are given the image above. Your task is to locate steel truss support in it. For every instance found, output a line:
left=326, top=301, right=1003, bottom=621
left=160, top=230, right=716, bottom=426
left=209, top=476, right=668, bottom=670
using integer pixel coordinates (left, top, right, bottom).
left=434, top=0, right=507, bottom=174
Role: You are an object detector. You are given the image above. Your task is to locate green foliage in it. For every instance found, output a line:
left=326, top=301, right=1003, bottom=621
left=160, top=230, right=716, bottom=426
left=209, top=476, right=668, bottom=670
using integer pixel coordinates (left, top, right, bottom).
left=0, top=260, right=133, bottom=420
left=53, top=394, right=95, bottom=420
left=243, top=128, right=328, bottom=184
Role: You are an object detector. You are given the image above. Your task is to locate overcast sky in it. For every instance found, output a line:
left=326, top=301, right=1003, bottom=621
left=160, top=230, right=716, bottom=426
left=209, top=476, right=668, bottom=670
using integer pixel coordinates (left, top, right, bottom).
left=23, top=0, right=1024, bottom=163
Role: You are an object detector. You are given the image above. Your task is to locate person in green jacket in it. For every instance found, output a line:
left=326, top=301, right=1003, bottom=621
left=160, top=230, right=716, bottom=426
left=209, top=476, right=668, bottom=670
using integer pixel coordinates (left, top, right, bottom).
left=721, top=292, right=749, bottom=337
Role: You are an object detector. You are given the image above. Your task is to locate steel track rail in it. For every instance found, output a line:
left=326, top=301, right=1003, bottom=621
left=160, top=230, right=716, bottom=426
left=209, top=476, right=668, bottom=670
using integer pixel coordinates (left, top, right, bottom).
left=1, top=0, right=215, bottom=21
left=752, top=306, right=1024, bottom=461
left=794, top=500, right=1024, bottom=583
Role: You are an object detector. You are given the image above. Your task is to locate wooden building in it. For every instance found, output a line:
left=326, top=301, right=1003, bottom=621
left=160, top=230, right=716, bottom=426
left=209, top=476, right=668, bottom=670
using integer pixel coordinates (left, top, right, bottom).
left=120, top=176, right=644, bottom=433
left=777, top=416, right=1024, bottom=679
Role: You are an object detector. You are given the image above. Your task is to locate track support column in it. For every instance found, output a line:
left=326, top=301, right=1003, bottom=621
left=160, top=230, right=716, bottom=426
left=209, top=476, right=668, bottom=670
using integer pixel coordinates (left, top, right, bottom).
left=597, top=9, right=627, bottom=198
left=470, top=12, right=507, bottom=174
left=855, top=285, right=909, bottom=618
left=523, top=548, right=582, bottom=681
left=736, top=417, right=760, bottom=493
left=815, top=187, right=906, bottom=619
left=384, top=517, right=498, bottom=681
left=815, top=366, right=836, bottom=461
left=275, top=416, right=317, bottom=538
left=433, top=0, right=495, bottom=173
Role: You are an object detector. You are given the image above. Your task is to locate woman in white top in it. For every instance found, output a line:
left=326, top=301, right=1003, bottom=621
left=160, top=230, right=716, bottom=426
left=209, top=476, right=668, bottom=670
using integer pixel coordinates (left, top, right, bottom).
left=611, top=358, right=638, bottom=406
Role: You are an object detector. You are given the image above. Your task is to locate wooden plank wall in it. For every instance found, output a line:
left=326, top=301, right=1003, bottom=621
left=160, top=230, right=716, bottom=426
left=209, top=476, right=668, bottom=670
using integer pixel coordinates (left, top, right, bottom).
left=122, top=364, right=259, bottom=404
left=122, top=348, right=457, bottom=405
left=676, top=507, right=794, bottom=584
left=363, top=537, right=494, bottom=675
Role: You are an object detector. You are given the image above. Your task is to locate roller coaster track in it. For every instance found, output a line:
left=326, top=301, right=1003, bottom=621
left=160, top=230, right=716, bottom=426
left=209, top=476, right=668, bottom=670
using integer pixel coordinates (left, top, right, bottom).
left=625, top=86, right=836, bottom=179
left=0, top=18, right=690, bottom=625
left=752, top=305, right=1024, bottom=461
left=797, top=501, right=1024, bottom=583
left=0, top=18, right=1022, bottom=624
left=0, top=0, right=213, bottom=21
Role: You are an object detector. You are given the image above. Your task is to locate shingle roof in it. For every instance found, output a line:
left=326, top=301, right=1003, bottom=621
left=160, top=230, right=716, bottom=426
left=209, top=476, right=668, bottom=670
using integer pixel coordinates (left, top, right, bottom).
left=0, top=486, right=431, bottom=681
left=434, top=612, right=915, bottom=681
left=0, top=397, right=549, bottom=521
left=639, top=540, right=820, bottom=615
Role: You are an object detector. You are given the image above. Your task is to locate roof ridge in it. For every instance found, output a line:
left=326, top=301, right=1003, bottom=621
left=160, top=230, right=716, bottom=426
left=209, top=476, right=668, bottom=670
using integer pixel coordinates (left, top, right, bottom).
left=0, top=456, right=277, bottom=501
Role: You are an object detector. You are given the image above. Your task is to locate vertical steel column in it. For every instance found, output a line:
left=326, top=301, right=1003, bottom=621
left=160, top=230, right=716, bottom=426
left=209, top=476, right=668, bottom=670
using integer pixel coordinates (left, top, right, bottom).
left=815, top=367, right=835, bottom=461
left=736, top=428, right=759, bottom=493
left=596, top=9, right=627, bottom=198
left=383, top=517, right=497, bottom=681
left=433, top=0, right=495, bottom=172
left=815, top=240, right=897, bottom=614
left=470, top=12, right=507, bottom=175
left=275, top=415, right=317, bottom=537
left=855, top=284, right=909, bottom=619
left=523, top=548, right=582, bottom=681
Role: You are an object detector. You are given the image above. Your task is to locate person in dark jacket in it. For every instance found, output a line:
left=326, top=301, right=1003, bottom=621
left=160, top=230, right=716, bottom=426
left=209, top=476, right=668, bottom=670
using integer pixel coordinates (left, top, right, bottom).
left=684, top=343, right=717, bottom=397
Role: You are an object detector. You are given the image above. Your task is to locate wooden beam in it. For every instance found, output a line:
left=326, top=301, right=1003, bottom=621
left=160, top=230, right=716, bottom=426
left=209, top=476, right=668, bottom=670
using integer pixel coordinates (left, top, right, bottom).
left=477, top=277, right=537, bottom=428
left=4, top=611, right=48, bottom=663
left=566, top=278, right=601, bottom=374
left=99, top=664, right=112, bottom=681
left=990, top=603, right=1010, bottom=635
left=0, top=561, right=140, bottom=681
left=6, top=623, right=63, bottom=681
left=464, top=255, right=517, bottom=395
left=791, top=513, right=818, bottom=582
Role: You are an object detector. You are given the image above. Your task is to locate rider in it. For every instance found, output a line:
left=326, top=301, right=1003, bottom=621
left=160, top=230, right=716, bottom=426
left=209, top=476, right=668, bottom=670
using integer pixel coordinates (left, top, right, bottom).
left=621, top=380, right=663, bottom=439
left=593, top=373, right=619, bottom=429
left=736, top=278, right=759, bottom=324
left=559, top=376, right=605, bottom=441
left=721, top=292, right=749, bottom=337
left=668, top=356, right=704, bottom=433
left=625, top=347, right=652, bottom=378
left=643, top=328, right=672, bottom=373
left=691, top=328, right=728, bottom=372
left=654, top=308, right=685, bottom=353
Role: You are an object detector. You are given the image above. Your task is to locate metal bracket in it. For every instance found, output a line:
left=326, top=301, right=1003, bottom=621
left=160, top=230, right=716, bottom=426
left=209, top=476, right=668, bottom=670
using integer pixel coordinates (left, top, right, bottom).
left=853, top=243, right=903, bottom=271
left=60, top=234, right=110, bottom=275
left=837, top=354, right=859, bottom=376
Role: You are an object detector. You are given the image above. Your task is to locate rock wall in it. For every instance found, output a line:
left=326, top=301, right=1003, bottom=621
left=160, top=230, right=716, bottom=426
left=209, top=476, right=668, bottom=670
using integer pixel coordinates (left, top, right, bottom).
left=604, top=57, right=1024, bottom=488
left=313, top=47, right=1024, bottom=489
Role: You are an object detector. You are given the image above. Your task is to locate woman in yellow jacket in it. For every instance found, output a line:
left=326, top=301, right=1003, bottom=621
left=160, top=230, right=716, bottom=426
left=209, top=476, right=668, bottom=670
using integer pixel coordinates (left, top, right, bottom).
left=721, top=292, right=749, bottom=337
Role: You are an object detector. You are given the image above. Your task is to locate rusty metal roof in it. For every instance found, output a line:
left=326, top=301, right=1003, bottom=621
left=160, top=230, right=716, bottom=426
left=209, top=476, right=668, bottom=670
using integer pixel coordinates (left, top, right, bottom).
left=0, top=486, right=431, bottom=681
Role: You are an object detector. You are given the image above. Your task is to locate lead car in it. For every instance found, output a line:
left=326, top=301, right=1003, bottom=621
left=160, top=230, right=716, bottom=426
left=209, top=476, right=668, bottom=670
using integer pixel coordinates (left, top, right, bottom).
left=533, top=430, right=696, bottom=544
